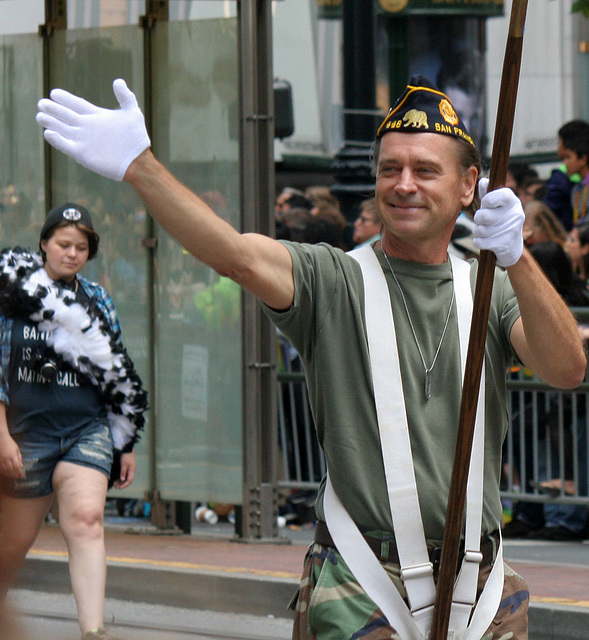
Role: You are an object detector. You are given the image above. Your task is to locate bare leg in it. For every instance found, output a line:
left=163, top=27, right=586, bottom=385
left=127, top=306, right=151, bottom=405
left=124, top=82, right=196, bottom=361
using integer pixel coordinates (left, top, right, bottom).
left=0, top=492, right=54, bottom=601
left=52, top=461, right=109, bottom=635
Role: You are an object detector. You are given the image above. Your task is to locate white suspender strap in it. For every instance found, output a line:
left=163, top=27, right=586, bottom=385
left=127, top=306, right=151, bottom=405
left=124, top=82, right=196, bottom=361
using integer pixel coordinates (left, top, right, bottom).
left=351, top=246, right=436, bottom=632
left=464, top=532, right=504, bottom=640
left=449, top=257, right=504, bottom=640
left=448, top=254, right=485, bottom=636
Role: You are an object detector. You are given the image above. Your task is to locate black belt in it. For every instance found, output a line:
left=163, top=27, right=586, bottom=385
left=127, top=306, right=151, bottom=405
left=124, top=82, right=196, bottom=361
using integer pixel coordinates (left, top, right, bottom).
left=314, top=521, right=498, bottom=575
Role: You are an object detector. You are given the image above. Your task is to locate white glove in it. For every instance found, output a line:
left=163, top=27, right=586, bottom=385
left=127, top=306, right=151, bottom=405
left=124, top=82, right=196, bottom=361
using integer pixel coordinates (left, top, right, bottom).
left=472, top=177, right=524, bottom=267
left=36, top=78, right=150, bottom=182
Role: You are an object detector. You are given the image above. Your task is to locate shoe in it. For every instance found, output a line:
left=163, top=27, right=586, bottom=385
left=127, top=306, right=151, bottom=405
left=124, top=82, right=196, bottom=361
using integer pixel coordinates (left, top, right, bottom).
left=531, top=526, right=584, bottom=541
left=501, top=518, right=531, bottom=538
left=81, top=628, right=122, bottom=640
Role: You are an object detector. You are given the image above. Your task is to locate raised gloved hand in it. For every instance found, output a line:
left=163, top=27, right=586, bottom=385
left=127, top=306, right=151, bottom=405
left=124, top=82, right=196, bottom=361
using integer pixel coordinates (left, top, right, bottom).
left=36, top=78, right=150, bottom=182
left=472, top=177, right=525, bottom=267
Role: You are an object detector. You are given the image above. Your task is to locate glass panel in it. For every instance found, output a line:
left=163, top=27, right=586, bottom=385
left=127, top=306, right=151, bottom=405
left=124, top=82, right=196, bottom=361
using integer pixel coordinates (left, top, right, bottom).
left=0, top=32, right=45, bottom=254
left=49, top=26, right=151, bottom=498
left=152, top=18, right=242, bottom=504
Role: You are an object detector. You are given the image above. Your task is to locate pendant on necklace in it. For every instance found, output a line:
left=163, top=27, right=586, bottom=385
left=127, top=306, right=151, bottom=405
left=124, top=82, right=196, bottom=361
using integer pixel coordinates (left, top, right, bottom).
left=425, top=370, right=432, bottom=399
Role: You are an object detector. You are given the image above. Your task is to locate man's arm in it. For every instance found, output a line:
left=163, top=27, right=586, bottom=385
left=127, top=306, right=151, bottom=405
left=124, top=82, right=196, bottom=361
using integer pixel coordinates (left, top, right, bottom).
left=507, top=249, right=586, bottom=389
left=36, top=79, right=294, bottom=311
left=124, top=150, right=294, bottom=310
left=472, top=180, right=586, bottom=389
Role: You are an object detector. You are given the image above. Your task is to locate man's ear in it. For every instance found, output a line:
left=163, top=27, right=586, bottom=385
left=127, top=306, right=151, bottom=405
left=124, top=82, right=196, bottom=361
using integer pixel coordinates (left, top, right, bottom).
left=461, top=166, right=478, bottom=209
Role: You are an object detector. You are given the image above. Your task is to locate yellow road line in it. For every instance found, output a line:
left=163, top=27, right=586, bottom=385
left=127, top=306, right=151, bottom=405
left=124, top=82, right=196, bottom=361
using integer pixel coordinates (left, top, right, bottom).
left=531, top=596, right=589, bottom=608
left=29, top=550, right=67, bottom=559
left=28, top=549, right=299, bottom=580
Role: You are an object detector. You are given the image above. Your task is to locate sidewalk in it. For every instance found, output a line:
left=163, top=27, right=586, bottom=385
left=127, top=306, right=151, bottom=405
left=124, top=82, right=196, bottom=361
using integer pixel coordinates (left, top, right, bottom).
left=19, top=518, right=589, bottom=639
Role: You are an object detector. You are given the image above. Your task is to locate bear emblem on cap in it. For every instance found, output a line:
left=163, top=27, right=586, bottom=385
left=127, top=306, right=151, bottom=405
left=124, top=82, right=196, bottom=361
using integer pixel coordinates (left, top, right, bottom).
left=403, top=109, right=428, bottom=130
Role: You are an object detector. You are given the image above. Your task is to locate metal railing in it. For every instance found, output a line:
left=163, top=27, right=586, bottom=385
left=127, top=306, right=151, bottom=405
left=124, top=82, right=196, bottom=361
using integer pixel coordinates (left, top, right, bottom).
left=503, top=375, right=589, bottom=506
left=276, top=337, right=324, bottom=490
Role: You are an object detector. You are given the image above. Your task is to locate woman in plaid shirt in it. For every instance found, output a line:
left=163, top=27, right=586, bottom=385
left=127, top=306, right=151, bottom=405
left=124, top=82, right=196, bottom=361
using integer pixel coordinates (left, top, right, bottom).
left=0, top=203, right=147, bottom=640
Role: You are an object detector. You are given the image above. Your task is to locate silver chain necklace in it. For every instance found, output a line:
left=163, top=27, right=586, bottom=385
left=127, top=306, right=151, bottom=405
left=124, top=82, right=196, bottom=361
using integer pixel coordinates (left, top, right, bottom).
left=382, top=251, right=455, bottom=400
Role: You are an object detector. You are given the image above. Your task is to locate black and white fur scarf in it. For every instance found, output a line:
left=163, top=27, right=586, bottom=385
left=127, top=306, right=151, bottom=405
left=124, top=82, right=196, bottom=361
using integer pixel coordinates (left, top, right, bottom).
left=0, top=247, right=148, bottom=456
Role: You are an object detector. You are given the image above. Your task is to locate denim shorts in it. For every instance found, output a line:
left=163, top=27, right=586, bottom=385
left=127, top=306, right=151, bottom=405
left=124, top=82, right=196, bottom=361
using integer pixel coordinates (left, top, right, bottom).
left=1, top=421, right=114, bottom=499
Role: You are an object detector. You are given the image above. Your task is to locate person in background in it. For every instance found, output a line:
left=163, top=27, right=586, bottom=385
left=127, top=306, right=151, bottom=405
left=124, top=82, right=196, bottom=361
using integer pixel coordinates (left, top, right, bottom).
left=37, top=74, right=587, bottom=640
left=305, top=185, right=340, bottom=213
left=0, top=204, right=147, bottom=640
left=275, top=186, right=305, bottom=217
left=278, top=207, right=316, bottom=243
left=308, top=191, right=350, bottom=250
left=544, top=163, right=578, bottom=232
left=275, top=188, right=310, bottom=239
left=529, top=241, right=589, bottom=307
left=565, top=222, right=589, bottom=285
left=506, top=162, right=538, bottom=195
left=352, top=198, right=382, bottom=247
left=517, top=177, right=546, bottom=206
left=558, top=120, right=589, bottom=225
left=283, top=193, right=313, bottom=214
left=522, top=200, right=567, bottom=248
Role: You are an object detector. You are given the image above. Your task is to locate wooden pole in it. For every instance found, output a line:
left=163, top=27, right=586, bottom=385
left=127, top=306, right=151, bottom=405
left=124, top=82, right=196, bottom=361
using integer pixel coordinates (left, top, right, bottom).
left=429, top=2, right=529, bottom=638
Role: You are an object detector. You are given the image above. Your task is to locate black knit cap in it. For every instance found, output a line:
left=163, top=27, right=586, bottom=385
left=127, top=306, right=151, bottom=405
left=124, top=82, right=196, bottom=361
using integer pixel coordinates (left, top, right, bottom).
left=377, top=74, right=475, bottom=147
left=39, top=202, right=99, bottom=259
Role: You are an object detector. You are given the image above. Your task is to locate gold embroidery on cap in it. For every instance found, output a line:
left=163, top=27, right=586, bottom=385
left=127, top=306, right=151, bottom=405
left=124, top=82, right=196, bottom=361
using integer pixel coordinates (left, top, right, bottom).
left=403, top=109, right=429, bottom=130
left=439, top=99, right=459, bottom=126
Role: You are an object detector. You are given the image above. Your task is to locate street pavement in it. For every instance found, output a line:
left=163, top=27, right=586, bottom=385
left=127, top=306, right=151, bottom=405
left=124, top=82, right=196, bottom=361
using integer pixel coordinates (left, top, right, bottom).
left=8, top=588, right=293, bottom=639
left=14, top=517, right=589, bottom=640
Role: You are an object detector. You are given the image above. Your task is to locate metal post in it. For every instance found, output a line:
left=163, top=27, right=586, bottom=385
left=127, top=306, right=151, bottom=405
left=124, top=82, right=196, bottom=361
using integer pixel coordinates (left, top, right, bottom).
left=140, top=0, right=168, bottom=526
left=39, top=0, right=67, bottom=212
left=342, top=0, right=377, bottom=144
left=331, top=0, right=379, bottom=221
left=237, top=0, right=281, bottom=541
left=386, top=16, right=408, bottom=111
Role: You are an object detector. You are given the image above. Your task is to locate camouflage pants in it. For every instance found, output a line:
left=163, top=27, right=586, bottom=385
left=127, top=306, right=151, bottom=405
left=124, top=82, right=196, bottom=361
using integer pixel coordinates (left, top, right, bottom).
left=290, top=542, right=529, bottom=640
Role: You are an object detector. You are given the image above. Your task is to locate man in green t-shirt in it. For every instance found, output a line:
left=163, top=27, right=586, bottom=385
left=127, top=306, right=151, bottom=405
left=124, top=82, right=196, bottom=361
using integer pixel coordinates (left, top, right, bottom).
left=37, top=76, right=586, bottom=640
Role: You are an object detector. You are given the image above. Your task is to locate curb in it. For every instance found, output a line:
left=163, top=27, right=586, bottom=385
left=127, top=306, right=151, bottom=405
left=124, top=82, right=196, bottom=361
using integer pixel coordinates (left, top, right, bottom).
left=17, top=554, right=589, bottom=640
left=18, top=555, right=296, bottom=620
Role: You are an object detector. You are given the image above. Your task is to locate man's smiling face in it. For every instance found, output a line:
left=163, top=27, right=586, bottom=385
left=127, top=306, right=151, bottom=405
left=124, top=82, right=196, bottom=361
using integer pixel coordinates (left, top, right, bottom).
left=375, top=132, right=477, bottom=262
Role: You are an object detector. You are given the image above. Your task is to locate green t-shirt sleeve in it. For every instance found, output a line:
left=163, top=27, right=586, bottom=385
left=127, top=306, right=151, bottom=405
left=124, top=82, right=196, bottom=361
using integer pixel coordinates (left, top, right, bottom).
left=262, top=241, right=364, bottom=362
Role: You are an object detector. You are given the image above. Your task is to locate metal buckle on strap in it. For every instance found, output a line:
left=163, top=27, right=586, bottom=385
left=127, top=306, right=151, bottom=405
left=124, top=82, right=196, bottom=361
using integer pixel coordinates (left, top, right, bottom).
left=463, top=550, right=483, bottom=565
left=400, top=561, right=434, bottom=582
